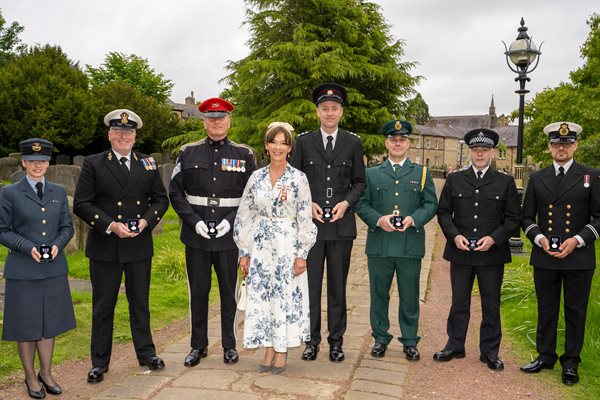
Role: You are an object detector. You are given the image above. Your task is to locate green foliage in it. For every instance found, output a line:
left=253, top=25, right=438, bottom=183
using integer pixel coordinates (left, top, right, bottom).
left=86, top=52, right=174, bottom=103
left=0, top=45, right=99, bottom=156
left=405, top=92, right=430, bottom=125
left=222, top=0, right=420, bottom=159
left=162, top=117, right=206, bottom=155
left=90, top=81, right=180, bottom=155
left=523, top=13, right=600, bottom=168
left=0, top=10, right=26, bottom=66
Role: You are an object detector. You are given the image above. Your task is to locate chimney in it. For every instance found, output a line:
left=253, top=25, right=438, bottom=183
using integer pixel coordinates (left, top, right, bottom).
left=185, top=91, right=196, bottom=105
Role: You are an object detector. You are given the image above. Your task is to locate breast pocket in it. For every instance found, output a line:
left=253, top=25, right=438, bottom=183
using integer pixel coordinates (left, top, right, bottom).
left=372, top=186, right=387, bottom=207
left=303, top=159, right=322, bottom=182
left=451, top=190, right=473, bottom=217
left=182, top=161, right=208, bottom=187
left=333, top=159, right=352, bottom=182
left=485, top=192, right=506, bottom=216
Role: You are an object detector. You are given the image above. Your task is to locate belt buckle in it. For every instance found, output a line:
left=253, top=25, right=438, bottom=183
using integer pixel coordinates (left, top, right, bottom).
left=207, top=197, right=220, bottom=207
left=326, top=188, right=333, bottom=198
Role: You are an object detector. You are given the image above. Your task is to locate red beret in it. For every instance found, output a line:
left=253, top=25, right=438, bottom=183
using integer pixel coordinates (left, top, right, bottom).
left=198, top=97, right=234, bottom=118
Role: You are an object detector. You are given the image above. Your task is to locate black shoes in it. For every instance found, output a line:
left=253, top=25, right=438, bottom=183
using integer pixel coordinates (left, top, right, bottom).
left=562, top=367, right=579, bottom=385
left=480, top=355, right=504, bottom=370
left=184, top=348, right=208, bottom=367
left=371, top=343, right=387, bottom=358
left=138, top=356, right=165, bottom=370
left=302, top=344, right=319, bottom=361
left=223, top=348, right=239, bottom=364
left=329, top=346, right=345, bottom=362
left=433, top=349, right=466, bottom=362
left=520, top=359, right=554, bottom=373
left=87, top=366, right=108, bottom=384
left=25, top=378, right=45, bottom=399
left=404, top=345, right=420, bottom=361
left=37, top=372, right=62, bottom=395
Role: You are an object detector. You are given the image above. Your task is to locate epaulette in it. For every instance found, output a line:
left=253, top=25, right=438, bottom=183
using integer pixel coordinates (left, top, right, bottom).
left=229, top=140, right=256, bottom=156
left=297, top=131, right=311, bottom=137
left=346, top=130, right=361, bottom=140
left=180, top=138, right=206, bottom=152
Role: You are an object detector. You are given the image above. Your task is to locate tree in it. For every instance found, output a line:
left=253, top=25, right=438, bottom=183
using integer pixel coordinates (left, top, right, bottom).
left=90, top=81, right=180, bottom=155
left=222, top=0, right=420, bottom=161
left=87, top=52, right=174, bottom=103
left=523, top=13, right=600, bottom=167
left=0, top=9, right=26, bottom=66
left=405, top=92, right=430, bottom=125
left=0, top=45, right=98, bottom=156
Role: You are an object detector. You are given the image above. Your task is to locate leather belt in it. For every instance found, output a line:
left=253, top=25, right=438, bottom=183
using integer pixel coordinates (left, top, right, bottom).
left=186, top=194, right=241, bottom=207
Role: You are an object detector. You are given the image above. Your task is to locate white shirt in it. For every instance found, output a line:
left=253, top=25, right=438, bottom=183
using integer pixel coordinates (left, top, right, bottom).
left=113, top=149, right=131, bottom=171
left=389, top=158, right=407, bottom=169
left=553, top=159, right=573, bottom=175
left=321, top=129, right=338, bottom=150
left=472, top=165, right=490, bottom=179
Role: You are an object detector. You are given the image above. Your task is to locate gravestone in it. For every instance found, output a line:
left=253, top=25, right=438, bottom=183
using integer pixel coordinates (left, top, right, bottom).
left=10, top=170, right=26, bottom=183
left=73, top=155, right=85, bottom=168
left=45, top=165, right=81, bottom=197
left=56, top=154, right=70, bottom=165
left=9, top=153, right=21, bottom=162
left=159, top=163, right=174, bottom=192
left=0, top=157, right=21, bottom=181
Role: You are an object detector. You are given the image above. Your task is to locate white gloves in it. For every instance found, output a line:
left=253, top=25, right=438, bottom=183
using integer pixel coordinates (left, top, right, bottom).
left=195, top=221, right=210, bottom=239
left=215, top=219, right=231, bottom=238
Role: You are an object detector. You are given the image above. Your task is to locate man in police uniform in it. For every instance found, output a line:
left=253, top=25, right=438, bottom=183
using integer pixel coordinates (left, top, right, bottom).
left=290, top=83, right=366, bottom=362
left=74, top=109, right=169, bottom=383
left=520, top=122, right=600, bottom=385
left=434, top=128, right=521, bottom=370
left=169, top=97, right=256, bottom=366
left=355, top=120, right=438, bottom=360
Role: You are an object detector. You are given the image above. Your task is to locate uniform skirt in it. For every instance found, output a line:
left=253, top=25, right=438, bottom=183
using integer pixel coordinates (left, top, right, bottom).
left=2, top=274, right=76, bottom=341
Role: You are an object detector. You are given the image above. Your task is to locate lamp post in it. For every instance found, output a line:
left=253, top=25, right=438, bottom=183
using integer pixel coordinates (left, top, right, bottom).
left=458, top=139, right=465, bottom=167
left=503, top=17, right=543, bottom=254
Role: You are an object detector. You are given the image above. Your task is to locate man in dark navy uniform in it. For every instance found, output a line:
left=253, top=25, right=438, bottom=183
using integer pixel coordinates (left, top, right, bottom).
left=434, top=128, right=521, bottom=370
left=520, top=122, right=600, bottom=385
left=169, top=97, right=257, bottom=366
left=290, top=83, right=366, bottom=362
left=74, top=109, right=169, bottom=383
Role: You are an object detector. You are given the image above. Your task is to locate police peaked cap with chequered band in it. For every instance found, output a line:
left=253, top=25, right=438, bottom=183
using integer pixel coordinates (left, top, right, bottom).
left=543, top=121, right=582, bottom=142
left=104, top=109, right=143, bottom=129
left=464, top=128, right=499, bottom=148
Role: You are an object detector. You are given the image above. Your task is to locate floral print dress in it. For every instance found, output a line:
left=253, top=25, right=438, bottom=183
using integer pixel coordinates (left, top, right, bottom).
left=233, top=163, right=317, bottom=352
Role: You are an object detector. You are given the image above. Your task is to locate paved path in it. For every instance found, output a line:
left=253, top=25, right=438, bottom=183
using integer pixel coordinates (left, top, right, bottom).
left=88, top=216, right=438, bottom=400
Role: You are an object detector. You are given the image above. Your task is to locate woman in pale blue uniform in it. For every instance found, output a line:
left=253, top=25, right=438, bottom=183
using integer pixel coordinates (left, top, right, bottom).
left=234, top=123, right=317, bottom=374
left=0, top=138, right=75, bottom=399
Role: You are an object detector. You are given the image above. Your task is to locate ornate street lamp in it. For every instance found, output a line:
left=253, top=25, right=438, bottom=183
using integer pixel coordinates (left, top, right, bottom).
left=458, top=140, right=465, bottom=167
left=503, top=17, right=543, bottom=254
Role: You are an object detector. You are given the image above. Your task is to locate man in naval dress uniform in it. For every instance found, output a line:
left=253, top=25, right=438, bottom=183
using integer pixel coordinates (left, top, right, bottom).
left=290, top=83, right=366, bottom=362
left=434, top=128, right=521, bottom=370
left=520, top=121, right=600, bottom=385
left=74, top=109, right=169, bottom=383
left=169, top=97, right=257, bottom=366
left=355, top=119, right=438, bottom=360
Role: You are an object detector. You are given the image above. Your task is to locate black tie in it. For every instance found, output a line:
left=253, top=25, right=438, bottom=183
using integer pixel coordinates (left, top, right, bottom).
left=35, top=182, right=43, bottom=200
left=557, top=166, right=565, bottom=183
left=120, top=157, right=129, bottom=174
left=477, top=170, right=483, bottom=180
left=325, top=136, right=333, bottom=158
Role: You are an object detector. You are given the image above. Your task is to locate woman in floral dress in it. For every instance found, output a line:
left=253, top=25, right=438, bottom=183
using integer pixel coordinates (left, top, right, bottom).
left=233, top=122, right=317, bottom=374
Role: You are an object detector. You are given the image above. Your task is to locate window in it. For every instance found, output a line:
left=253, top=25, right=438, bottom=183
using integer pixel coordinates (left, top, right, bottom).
left=415, top=156, right=421, bottom=164
left=498, top=148, right=506, bottom=159
left=426, top=139, right=431, bottom=149
left=435, top=140, right=439, bottom=150
left=434, top=156, right=440, bottom=167
left=414, top=137, right=421, bottom=148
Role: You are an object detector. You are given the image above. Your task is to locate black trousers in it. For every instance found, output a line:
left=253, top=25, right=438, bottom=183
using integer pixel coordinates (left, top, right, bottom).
left=185, top=247, right=238, bottom=349
left=306, top=239, right=353, bottom=347
left=533, top=267, right=594, bottom=368
left=445, top=263, right=504, bottom=357
left=90, top=259, right=155, bottom=367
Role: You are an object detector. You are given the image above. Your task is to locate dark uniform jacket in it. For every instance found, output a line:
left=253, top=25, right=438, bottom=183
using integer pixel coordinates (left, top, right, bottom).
left=290, top=129, right=366, bottom=240
left=169, top=137, right=257, bottom=251
left=356, top=160, right=438, bottom=258
left=522, top=162, right=600, bottom=270
left=437, top=167, right=521, bottom=266
left=73, top=150, right=168, bottom=263
left=0, top=178, right=74, bottom=280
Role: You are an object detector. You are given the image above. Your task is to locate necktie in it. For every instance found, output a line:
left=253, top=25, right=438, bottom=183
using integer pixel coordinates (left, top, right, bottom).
left=394, top=163, right=401, bottom=177
left=325, top=136, right=333, bottom=158
left=35, top=182, right=43, bottom=200
left=477, top=170, right=483, bottom=180
left=120, top=157, right=129, bottom=174
left=557, top=166, right=565, bottom=183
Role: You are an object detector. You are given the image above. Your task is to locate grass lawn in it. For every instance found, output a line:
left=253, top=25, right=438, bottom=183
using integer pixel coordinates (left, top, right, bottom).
left=0, top=206, right=220, bottom=381
left=501, top=237, right=600, bottom=399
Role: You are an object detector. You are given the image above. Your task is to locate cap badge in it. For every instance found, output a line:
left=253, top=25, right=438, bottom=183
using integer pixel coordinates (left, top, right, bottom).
left=211, top=103, right=219, bottom=108
left=120, top=112, right=129, bottom=124
left=32, top=142, right=42, bottom=152
left=327, top=90, right=334, bottom=96
left=394, top=121, right=401, bottom=131
left=559, top=123, right=570, bottom=136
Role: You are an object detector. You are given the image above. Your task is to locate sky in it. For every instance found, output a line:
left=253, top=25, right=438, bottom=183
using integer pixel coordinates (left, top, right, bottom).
left=2, top=0, right=598, bottom=118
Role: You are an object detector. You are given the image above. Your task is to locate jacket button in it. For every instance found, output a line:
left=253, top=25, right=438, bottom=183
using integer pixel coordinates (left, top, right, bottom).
left=137, top=201, right=141, bottom=205
left=137, top=214, right=141, bottom=218
left=549, top=204, right=553, bottom=209
left=117, top=215, right=122, bottom=219
left=94, top=214, right=99, bottom=219
left=395, top=192, right=399, bottom=196
left=459, top=194, right=462, bottom=197
left=474, top=215, right=478, bottom=219
left=91, top=221, right=95, bottom=226
left=566, top=221, right=570, bottom=225
left=566, top=213, right=571, bottom=217
left=154, top=210, right=158, bottom=214
left=548, top=227, right=553, bottom=232
left=395, top=180, right=399, bottom=184
left=473, top=228, right=478, bottom=232
left=41, top=207, right=46, bottom=212
left=42, top=220, right=46, bottom=224
left=475, top=190, right=479, bottom=194
left=567, top=204, right=572, bottom=209
left=42, top=232, right=46, bottom=237
left=548, top=212, right=553, bottom=216
left=565, top=228, right=570, bottom=233
left=474, top=202, right=478, bottom=207
left=117, top=201, right=122, bottom=206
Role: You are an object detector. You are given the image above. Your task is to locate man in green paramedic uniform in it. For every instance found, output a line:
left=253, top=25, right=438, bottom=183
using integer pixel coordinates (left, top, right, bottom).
left=356, top=119, right=438, bottom=360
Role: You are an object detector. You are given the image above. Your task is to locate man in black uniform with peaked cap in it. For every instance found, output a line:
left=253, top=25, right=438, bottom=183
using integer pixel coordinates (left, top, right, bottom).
left=520, top=121, right=600, bottom=385
left=290, top=83, right=366, bottom=362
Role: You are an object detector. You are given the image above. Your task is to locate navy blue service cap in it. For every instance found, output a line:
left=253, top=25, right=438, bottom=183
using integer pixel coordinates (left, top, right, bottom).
left=312, top=83, right=347, bottom=105
left=20, top=138, right=53, bottom=161
left=104, top=109, right=143, bottom=129
left=381, top=119, right=412, bottom=137
left=464, top=128, right=499, bottom=148
left=543, top=121, right=581, bottom=142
